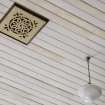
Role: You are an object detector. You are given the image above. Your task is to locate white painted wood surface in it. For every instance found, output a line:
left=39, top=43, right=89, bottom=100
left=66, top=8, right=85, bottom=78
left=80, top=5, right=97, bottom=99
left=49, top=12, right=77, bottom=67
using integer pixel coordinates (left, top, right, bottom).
left=0, top=0, right=105, bottom=105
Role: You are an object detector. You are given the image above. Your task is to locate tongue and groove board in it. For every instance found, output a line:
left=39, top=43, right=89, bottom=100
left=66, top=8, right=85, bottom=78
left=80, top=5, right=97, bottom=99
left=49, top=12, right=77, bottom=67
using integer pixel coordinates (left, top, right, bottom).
left=0, top=0, right=105, bottom=105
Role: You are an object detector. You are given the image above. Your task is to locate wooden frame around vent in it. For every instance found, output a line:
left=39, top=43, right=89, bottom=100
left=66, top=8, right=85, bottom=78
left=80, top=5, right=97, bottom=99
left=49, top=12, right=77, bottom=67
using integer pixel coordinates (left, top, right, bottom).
left=0, top=2, right=49, bottom=44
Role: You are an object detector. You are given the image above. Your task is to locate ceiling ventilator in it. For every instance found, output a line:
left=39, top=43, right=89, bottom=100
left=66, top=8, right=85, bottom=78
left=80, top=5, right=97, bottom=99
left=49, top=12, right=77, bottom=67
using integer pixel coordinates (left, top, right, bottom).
left=0, top=2, right=102, bottom=104
left=0, top=3, right=49, bottom=44
left=78, top=56, right=102, bottom=103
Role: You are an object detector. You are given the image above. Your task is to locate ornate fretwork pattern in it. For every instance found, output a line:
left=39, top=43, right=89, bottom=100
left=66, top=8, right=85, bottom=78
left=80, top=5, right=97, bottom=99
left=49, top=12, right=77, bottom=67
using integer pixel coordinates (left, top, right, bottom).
left=0, top=3, right=49, bottom=44
left=4, top=13, right=38, bottom=39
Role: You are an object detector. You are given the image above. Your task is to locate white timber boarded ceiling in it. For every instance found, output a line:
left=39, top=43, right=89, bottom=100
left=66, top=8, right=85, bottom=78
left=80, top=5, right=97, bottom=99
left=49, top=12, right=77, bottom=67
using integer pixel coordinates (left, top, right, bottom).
left=0, top=0, right=105, bottom=105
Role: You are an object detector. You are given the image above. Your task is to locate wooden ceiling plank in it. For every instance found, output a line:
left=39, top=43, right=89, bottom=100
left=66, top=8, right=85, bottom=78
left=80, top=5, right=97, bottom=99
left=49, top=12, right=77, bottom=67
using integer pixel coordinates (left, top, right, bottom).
left=9, top=0, right=105, bottom=40
left=0, top=98, right=14, bottom=105
left=61, top=0, right=105, bottom=23
left=0, top=71, right=83, bottom=105
left=46, top=0, right=105, bottom=30
left=82, top=0, right=105, bottom=13
left=2, top=48, right=105, bottom=97
left=0, top=63, right=85, bottom=104
left=1, top=37, right=105, bottom=91
left=1, top=57, right=103, bottom=105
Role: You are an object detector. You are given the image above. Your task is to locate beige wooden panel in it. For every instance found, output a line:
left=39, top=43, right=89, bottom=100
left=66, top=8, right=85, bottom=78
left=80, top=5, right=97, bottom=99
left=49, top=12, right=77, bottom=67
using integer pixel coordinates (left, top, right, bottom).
left=82, top=0, right=105, bottom=13
left=0, top=0, right=105, bottom=105
left=61, top=0, right=105, bottom=22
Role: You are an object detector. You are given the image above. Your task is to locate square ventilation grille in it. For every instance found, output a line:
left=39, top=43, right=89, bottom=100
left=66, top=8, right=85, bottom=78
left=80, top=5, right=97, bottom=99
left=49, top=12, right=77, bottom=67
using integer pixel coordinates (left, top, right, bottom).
left=0, top=3, right=49, bottom=44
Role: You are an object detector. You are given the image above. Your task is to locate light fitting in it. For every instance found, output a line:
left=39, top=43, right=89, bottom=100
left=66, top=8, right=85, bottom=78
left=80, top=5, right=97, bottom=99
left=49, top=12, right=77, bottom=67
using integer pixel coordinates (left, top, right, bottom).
left=78, top=56, right=102, bottom=103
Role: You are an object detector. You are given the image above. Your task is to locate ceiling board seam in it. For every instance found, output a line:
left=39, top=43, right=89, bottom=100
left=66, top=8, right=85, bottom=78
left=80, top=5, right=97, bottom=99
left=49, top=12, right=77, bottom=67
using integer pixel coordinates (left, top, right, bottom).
left=0, top=65, right=84, bottom=105
left=62, top=0, right=105, bottom=22
left=0, top=98, right=15, bottom=105
left=0, top=50, right=83, bottom=87
left=0, top=62, right=75, bottom=97
left=0, top=82, right=57, bottom=105
left=0, top=60, right=103, bottom=105
left=35, top=37, right=105, bottom=79
left=0, top=63, right=101, bottom=105
left=39, top=31, right=105, bottom=76
left=0, top=80, right=56, bottom=105
left=81, top=0, right=105, bottom=13
left=1, top=39, right=105, bottom=90
left=1, top=0, right=105, bottom=47
left=1, top=53, right=105, bottom=95
left=27, top=0, right=105, bottom=38
left=45, top=26, right=105, bottom=64
left=1, top=35, right=105, bottom=90
left=46, top=0, right=105, bottom=30
left=0, top=56, right=78, bottom=91
left=7, top=0, right=105, bottom=40
left=0, top=79, right=76, bottom=105
left=0, top=43, right=86, bottom=84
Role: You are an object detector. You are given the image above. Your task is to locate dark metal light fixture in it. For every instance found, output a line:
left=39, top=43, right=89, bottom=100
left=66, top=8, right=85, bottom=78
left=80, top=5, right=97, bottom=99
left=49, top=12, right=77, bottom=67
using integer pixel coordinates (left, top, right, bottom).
left=78, top=56, right=102, bottom=103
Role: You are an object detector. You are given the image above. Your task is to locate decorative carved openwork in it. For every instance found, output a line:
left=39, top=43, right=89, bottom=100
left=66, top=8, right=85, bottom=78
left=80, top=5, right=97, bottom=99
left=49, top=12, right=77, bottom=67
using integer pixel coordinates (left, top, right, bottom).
left=0, top=3, right=49, bottom=44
